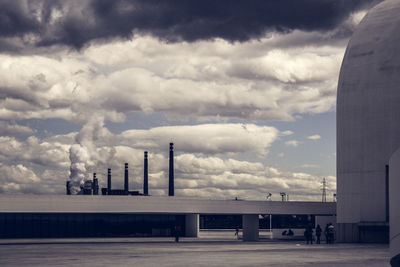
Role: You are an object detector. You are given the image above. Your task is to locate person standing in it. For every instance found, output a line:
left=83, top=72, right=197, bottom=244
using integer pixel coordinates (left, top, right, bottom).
left=304, top=225, right=313, bottom=244
left=315, top=224, right=322, bottom=244
left=328, top=223, right=335, bottom=244
left=174, top=225, right=181, bottom=243
left=307, top=225, right=314, bottom=244
left=304, top=228, right=309, bottom=244
left=324, top=223, right=330, bottom=244
left=288, top=229, right=294, bottom=236
left=235, top=226, right=240, bottom=240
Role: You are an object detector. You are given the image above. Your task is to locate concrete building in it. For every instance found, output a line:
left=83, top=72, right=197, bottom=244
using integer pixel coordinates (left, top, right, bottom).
left=389, top=148, right=400, bottom=265
left=337, top=0, right=400, bottom=245
left=0, top=195, right=335, bottom=241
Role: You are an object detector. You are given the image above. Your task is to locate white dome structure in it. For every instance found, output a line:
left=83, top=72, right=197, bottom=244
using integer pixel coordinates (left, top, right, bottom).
left=337, top=0, right=400, bottom=244
left=389, top=148, right=400, bottom=265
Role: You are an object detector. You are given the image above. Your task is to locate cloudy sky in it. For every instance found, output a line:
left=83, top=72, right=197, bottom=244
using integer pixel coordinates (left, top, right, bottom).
left=0, top=0, right=380, bottom=200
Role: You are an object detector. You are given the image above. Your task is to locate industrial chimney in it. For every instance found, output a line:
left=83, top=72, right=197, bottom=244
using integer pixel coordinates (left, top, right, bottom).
left=169, top=143, right=174, bottom=196
left=66, top=181, right=71, bottom=195
left=107, top=168, right=112, bottom=195
left=93, top=173, right=99, bottom=195
left=144, top=151, right=148, bottom=195
left=124, top=163, right=129, bottom=192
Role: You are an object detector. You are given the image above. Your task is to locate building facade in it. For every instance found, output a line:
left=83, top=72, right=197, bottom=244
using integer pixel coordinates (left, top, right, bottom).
left=337, top=0, right=400, bottom=243
left=0, top=195, right=335, bottom=241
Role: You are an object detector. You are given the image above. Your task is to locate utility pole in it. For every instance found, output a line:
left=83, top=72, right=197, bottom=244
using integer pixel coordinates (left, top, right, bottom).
left=322, top=177, right=327, bottom=202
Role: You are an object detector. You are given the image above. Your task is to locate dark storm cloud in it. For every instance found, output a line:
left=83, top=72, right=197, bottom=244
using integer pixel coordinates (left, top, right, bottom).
left=0, top=1, right=38, bottom=37
left=0, top=0, right=380, bottom=51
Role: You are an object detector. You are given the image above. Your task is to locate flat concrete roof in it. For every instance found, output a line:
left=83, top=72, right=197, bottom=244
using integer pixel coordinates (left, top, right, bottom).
left=0, top=195, right=336, bottom=215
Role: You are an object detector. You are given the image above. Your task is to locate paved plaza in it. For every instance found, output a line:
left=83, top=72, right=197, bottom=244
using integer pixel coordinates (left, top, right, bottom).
left=0, top=238, right=390, bottom=266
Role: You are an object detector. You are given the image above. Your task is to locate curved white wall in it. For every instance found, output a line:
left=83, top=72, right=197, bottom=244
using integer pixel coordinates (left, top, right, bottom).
left=389, top=148, right=400, bottom=265
left=337, top=0, right=400, bottom=242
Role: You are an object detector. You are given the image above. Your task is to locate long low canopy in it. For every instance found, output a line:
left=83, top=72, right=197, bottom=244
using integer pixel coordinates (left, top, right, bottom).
left=0, top=195, right=336, bottom=215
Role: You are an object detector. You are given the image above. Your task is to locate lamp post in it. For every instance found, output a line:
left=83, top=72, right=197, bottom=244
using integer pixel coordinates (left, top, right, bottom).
left=267, top=192, right=273, bottom=239
left=280, top=192, right=286, bottom=201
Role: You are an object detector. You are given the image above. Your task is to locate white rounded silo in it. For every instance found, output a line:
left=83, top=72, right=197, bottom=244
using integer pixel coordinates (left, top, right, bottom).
left=337, top=0, right=400, bottom=243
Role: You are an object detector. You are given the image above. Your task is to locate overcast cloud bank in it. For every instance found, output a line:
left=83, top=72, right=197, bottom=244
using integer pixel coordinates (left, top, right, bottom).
left=0, top=0, right=376, bottom=199
left=0, top=127, right=336, bottom=200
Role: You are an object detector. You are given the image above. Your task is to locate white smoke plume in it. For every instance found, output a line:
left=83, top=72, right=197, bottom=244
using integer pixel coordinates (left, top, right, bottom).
left=68, top=115, right=116, bottom=194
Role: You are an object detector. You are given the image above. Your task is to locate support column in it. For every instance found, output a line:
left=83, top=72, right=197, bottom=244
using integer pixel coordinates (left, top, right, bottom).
left=185, top=214, right=199, bottom=237
left=242, top=214, right=259, bottom=241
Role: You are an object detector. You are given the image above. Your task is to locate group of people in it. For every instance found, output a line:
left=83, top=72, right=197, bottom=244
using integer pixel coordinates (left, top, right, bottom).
left=304, top=223, right=335, bottom=244
left=175, top=223, right=335, bottom=243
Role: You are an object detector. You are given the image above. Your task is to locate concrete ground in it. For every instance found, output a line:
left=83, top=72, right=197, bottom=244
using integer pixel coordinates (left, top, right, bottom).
left=0, top=238, right=390, bottom=267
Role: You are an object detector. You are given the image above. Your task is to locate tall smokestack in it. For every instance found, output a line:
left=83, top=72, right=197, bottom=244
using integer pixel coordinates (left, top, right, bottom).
left=124, top=163, right=129, bottom=192
left=107, top=168, right=111, bottom=195
left=169, top=143, right=174, bottom=196
left=93, top=173, right=99, bottom=195
left=66, top=181, right=71, bottom=195
left=144, top=151, right=148, bottom=195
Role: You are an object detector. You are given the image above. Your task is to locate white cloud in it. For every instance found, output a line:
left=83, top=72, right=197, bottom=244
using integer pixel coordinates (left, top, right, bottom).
left=0, top=164, right=69, bottom=194
left=0, top=127, right=336, bottom=201
left=0, top=163, right=39, bottom=183
left=346, top=10, right=368, bottom=29
left=0, top=31, right=343, bottom=124
left=173, top=154, right=334, bottom=200
left=101, top=152, right=336, bottom=201
left=0, top=121, right=34, bottom=135
left=281, top=130, right=294, bottom=136
left=307, top=134, right=321, bottom=140
left=0, top=136, right=70, bottom=168
left=285, top=140, right=301, bottom=147
left=300, top=164, right=319, bottom=169
left=0, top=29, right=341, bottom=198
left=120, top=123, right=279, bottom=156
left=0, top=163, right=40, bottom=193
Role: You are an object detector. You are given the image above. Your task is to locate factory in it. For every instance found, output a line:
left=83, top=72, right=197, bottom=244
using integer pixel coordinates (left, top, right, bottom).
left=0, top=142, right=336, bottom=241
left=66, top=143, right=172, bottom=197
